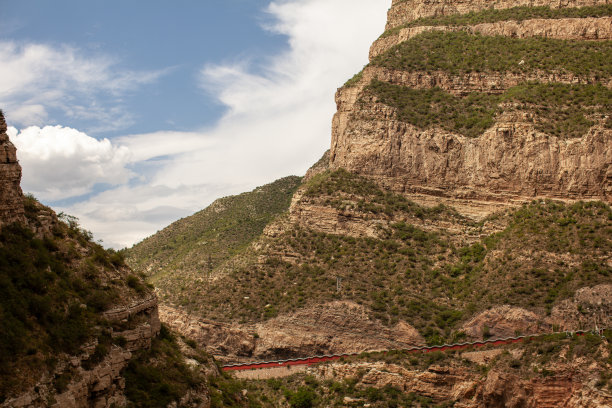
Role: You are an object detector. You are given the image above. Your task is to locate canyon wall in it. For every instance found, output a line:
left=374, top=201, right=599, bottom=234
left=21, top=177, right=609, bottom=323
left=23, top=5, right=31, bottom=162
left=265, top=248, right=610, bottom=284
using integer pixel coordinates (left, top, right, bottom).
left=386, top=0, right=610, bottom=30
left=330, top=1, right=612, bottom=215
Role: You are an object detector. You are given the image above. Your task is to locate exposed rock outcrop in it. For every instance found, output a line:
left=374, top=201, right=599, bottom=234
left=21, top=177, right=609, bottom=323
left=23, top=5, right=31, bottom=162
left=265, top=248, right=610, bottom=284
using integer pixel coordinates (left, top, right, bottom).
left=461, top=305, right=545, bottom=340
left=385, top=0, right=610, bottom=30
left=0, top=111, right=24, bottom=226
left=160, top=302, right=424, bottom=363
left=3, top=292, right=161, bottom=408
left=0, top=111, right=168, bottom=408
left=309, top=358, right=612, bottom=407
left=330, top=1, right=612, bottom=212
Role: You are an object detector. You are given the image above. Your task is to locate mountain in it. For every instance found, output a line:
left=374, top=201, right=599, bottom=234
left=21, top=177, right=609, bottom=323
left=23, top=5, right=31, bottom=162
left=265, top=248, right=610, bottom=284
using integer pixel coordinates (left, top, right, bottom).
left=124, top=1, right=611, bottom=406
left=126, top=176, right=302, bottom=311
left=0, top=111, right=261, bottom=408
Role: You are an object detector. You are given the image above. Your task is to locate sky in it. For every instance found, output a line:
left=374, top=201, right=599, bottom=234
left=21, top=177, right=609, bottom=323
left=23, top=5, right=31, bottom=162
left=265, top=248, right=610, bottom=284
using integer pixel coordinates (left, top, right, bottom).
left=0, top=0, right=389, bottom=248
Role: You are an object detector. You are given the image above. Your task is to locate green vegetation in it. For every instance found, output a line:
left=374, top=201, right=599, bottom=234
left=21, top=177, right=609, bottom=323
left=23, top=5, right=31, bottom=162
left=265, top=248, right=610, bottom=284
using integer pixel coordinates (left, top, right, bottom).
left=194, top=169, right=611, bottom=344
left=305, top=168, right=465, bottom=220
left=364, top=79, right=611, bottom=138
left=0, top=196, right=149, bottom=401
left=242, top=372, right=438, bottom=407
left=470, top=200, right=612, bottom=314
left=237, top=330, right=612, bottom=406
left=372, top=31, right=612, bottom=77
left=126, top=176, right=302, bottom=287
left=381, top=5, right=612, bottom=37
left=124, top=325, right=213, bottom=407
left=344, top=70, right=364, bottom=87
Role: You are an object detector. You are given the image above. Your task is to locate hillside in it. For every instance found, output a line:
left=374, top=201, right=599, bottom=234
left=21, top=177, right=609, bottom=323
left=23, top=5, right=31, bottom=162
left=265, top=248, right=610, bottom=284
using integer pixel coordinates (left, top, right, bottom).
left=126, top=176, right=302, bottom=306
left=332, top=0, right=611, bottom=213
left=0, top=111, right=259, bottom=408
left=122, top=1, right=611, bottom=406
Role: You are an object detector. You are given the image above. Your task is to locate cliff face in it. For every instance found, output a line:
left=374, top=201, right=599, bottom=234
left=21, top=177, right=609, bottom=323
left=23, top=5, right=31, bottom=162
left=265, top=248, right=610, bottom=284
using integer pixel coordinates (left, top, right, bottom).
left=0, top=111, right=24, bottom=226
left=0, top=116, right=165, bottom=407
left=330, top=1, right=612, bottom=214
left=385, top=0, right=610, bottom=30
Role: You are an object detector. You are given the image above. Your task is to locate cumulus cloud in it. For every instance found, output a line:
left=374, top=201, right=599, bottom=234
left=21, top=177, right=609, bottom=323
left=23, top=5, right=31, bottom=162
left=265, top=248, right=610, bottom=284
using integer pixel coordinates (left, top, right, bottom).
left=9, top=125, right=133, bottom=201
left=147, top=0, right=388, bottom=190
left=0, top=41, right=166, bottom=128
left=15, top=0, right=389, bottom=248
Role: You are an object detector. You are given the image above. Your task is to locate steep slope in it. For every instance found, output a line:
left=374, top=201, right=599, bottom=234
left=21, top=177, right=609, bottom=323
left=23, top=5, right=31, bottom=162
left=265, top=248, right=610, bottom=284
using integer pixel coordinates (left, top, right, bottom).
left=165, top=170, right=610, bottom=360
left=126, top=176, right=301, bottom=309
left=120, top=2, right=611, bottom=405
left=331, top=1, right=612, bottom=215
left=0, top=110, right=24, bottom=226
left=0, top=111, right=259, bottom=408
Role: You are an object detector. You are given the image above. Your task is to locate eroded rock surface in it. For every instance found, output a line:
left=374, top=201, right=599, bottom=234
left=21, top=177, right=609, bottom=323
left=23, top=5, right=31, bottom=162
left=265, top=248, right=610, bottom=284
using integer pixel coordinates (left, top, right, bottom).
left=0, top=111, right=24, bottom=226
left=385, top=0, right=609, bottom=30
left=160, top=302, right=424, bottom=363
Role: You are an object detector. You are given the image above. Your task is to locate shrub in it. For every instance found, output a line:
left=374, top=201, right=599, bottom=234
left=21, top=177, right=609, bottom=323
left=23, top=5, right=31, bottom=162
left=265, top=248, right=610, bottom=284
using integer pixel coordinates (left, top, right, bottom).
left=289, top=387, right=316, bottom=408
left=372, top=31, right=612, bottom=78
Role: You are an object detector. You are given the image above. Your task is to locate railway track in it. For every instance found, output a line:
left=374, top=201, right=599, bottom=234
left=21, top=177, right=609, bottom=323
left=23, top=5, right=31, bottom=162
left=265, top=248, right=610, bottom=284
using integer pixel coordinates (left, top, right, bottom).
left=222, top=329, right=604, bottom=372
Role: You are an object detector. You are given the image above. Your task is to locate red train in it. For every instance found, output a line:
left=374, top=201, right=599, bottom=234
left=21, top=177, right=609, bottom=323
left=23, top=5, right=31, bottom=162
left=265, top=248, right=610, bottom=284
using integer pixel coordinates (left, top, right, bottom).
left=222, top=329, right=598, bottom=372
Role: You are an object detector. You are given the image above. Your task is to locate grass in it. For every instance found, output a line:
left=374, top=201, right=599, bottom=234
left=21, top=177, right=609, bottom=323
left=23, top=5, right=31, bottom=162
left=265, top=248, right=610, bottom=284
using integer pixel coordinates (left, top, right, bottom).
left=344, top=70, right=364, bottom=87
left=371, top=31, right=612, bottom=78
left=381, top=4, right=612, bottom=38
left=363, top=79, right=611, bottom=138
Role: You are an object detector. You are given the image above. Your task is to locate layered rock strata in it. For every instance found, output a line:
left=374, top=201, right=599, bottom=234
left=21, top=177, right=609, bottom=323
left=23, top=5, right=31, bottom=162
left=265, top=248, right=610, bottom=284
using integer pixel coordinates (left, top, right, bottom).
left=330, top=1, right=612, bottom=211
left=371, top=16, right=612, bottom=59
left=385, top=0, right=610, bottom=30
left=0, top=111, right=24, bottom=226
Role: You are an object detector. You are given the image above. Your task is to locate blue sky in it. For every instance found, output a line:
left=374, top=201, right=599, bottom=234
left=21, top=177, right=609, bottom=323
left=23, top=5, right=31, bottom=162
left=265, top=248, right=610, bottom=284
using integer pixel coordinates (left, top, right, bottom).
left=1, top=0, right=389, bottom=247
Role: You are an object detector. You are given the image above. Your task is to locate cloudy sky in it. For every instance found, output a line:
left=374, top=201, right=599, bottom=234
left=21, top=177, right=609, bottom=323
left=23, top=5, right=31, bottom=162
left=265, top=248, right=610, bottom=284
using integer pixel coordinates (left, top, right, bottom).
left=1, top=0, right=389, bottom=248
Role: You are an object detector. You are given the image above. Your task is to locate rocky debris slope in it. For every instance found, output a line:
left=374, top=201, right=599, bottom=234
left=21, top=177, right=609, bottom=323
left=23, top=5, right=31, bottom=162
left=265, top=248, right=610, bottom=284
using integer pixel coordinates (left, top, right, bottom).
left=0, top=111, right=24, bottom=226
left=160, top=301, right=424, bottom=363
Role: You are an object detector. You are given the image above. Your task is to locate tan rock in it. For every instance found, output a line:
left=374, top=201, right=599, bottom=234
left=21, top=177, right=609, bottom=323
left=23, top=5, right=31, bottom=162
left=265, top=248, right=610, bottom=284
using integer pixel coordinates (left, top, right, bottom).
left=385, top=0, right=609, bottom=31
left=462, top=305, right=545, bottom=339
left=0, top=111, right=25, bottom=226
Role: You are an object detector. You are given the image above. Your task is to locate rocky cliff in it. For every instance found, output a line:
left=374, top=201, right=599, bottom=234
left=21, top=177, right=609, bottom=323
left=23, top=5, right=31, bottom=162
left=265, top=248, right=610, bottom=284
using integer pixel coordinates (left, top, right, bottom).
left=0, top=111, right=24, bottom=226
left=0, top=116, right=220, bottom=407
left=123, top=1, right=611, bottom=405
left=330, top=1, right=612, bottom=215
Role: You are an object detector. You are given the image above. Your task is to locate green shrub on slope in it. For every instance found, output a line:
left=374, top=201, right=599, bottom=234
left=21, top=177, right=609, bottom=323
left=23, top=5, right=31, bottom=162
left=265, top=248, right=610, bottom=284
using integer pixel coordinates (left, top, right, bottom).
left=364, top=80, right=611, bottom=138
left=372, top=31, right=612, bottom=77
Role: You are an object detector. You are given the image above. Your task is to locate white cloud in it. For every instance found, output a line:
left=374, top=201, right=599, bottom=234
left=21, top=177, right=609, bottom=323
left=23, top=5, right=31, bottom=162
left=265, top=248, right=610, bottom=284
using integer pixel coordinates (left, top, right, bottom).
left=0, top=41, right=166, bottom=128
left=13, top=0, right=389, bottom=248
left=9, top=125, right=133, bottom=201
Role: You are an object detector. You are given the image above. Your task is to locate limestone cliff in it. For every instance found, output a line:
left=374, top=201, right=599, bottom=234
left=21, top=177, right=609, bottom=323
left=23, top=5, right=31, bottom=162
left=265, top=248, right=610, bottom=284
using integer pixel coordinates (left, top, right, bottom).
left=0, top=111, right=24, bottom=226
left=330, top=1, right=612, bottom=215
left=385, top=0, right=610, bottom=30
